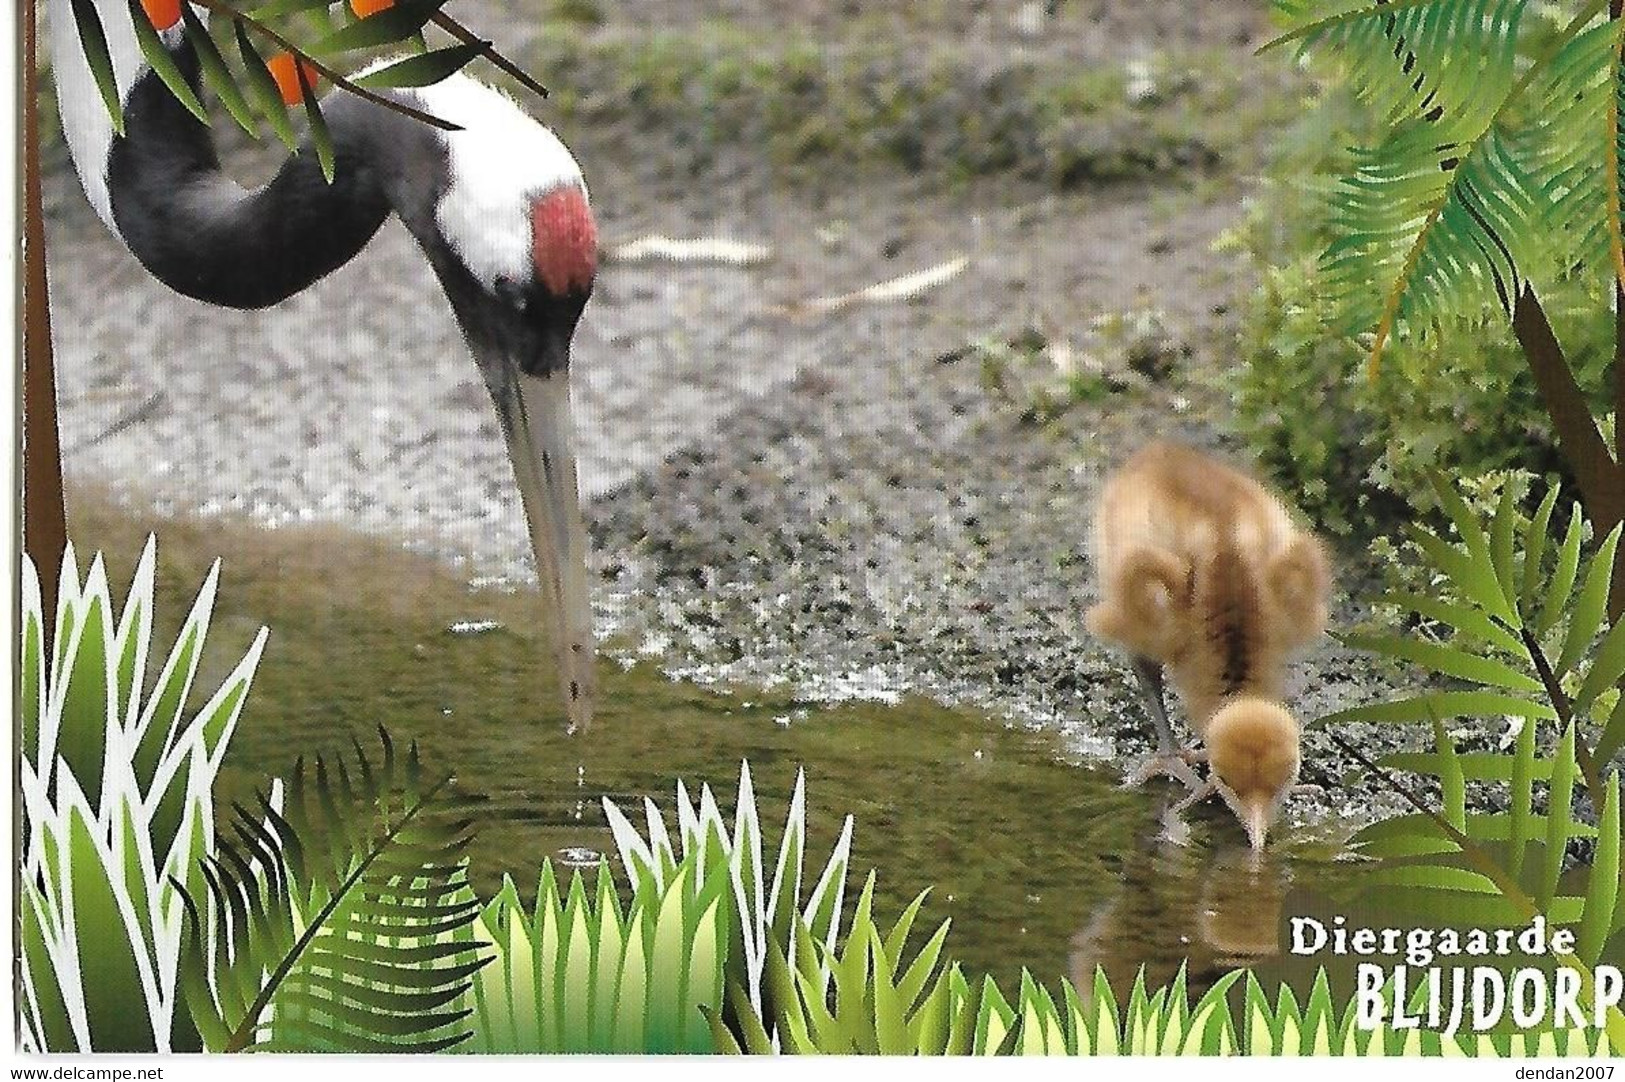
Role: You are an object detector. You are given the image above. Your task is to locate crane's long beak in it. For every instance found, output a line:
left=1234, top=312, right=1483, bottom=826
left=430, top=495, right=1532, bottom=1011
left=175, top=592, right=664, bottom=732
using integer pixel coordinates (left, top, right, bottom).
left=493, top=363, right=596, bottom=733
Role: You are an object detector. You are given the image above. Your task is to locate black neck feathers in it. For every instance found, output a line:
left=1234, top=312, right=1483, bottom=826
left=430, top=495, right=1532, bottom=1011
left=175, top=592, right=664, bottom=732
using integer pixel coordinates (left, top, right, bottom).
left=105, top=40, right=429, bottom=310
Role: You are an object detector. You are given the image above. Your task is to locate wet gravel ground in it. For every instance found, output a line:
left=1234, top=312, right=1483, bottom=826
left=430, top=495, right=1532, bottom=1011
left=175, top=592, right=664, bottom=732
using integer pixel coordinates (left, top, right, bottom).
left=588, top=276, right=1413, bottom=834
left=40, top=0, right=1424, bottom=834
left=47, top=165, right=1417, bottom=836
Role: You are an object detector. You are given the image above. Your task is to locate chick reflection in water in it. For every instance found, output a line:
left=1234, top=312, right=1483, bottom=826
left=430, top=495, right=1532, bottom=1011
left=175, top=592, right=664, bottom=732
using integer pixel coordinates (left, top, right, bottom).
left=1070, top=834, right=1293, bottom=995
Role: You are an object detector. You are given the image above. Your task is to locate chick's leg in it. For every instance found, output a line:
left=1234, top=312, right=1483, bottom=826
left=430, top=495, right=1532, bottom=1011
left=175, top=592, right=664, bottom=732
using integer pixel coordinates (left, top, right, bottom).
left=1168, top=776, right=1219, bottom=817
left=1123, top=656, right=1204, bottom=791
left=1160, top=777, right=1220, bottom=845
left=1135, top=655, right=1176, bottom=752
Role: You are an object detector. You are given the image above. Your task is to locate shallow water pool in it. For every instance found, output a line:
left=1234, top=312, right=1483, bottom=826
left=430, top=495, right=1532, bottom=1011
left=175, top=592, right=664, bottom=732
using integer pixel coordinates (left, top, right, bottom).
left=70, top=493, right=1361, bottom=993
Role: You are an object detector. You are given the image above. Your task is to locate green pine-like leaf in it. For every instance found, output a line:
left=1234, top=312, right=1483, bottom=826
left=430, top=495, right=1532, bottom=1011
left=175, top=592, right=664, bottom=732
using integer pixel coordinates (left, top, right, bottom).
left=1541, top=724, right=1579, bottom=911
left=68, top=0, right=126, bottom=134
left=1320, top=690, right=1552, bottom=726
left=298, top=69, right=337, bottom=183
left=250, top=0, right=335, bottom=17
left=1598, top=692, right=1625, bottom=763
left=1383, top=592, right=1524, bottom=655
left=126, top=0, right=208, bottom=124
left=1573, top=615, right=1625, bottom=716
left=316, top=0, right=451, bottom=52
left=1540, top=511, right=1588, bottom=637
left=353, top=42, right=487, bottom=89
left=1509, top=711, right=1536, bottom=882
left=1555, top=524, right=1622, bottom=677
left=1522, top=481, right=1563, bottom=608
left=180, top=5, right=257, bottom=136
left=1577, top=773, right=1620, bottom=964
left=233, top=19, right=298, bottom=150
left=1341, top=632, right=1542, bottom=691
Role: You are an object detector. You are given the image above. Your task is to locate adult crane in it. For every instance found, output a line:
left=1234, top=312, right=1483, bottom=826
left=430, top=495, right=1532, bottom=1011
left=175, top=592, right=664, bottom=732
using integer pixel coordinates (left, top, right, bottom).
left=48, top=0, right=600, bottom=730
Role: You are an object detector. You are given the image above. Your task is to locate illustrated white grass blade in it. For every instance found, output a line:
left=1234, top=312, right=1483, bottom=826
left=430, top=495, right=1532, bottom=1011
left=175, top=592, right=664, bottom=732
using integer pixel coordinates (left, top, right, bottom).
left=132, top=559, right=220, bottom=789
left=807, top=814, right=856, bottom=954
left=675, top=780, right=702, bottom=863
left=645, top=796, right=675, bottom=882
left=21, top=542, right=255, bottom=1052
left=194, top=625, right=268, bottom=768
left=111, top=537, right=157, bottom=734
left=22, top=556, right=47, bottom=773
left=58, top=769, right=166, bottom=1050
left=51, top=541, right=83, bottom=686
left=602, top=796, right=655, bottom=885
left=49, top=553, right=118, bottom=814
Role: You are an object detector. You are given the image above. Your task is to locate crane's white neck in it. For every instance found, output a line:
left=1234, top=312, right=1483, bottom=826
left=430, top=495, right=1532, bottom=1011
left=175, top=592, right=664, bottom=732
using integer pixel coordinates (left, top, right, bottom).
left=47, top=0, right=180, bottom=231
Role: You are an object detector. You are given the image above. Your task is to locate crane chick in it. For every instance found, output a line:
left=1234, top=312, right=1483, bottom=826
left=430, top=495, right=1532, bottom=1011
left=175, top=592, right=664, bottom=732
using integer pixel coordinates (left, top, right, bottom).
left=1085, top=442, right=1331, bottom=849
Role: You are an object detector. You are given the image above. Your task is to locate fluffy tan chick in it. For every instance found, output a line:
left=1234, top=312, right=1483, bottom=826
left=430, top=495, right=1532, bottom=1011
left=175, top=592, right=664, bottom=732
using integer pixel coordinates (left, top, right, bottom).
left=1085, top=441, right=1331, bottom=849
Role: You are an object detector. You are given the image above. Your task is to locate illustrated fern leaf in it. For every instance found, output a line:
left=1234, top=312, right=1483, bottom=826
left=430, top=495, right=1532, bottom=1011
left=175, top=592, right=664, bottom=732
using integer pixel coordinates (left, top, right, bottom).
left=176, top=731, right=488, bottom=1052
left=1321, top=474, right=1618, bottom=771
left=1325, top=470, right=1625, bottom=1032
left=1270, top=0, right=1620, bottom=369
left=1270, top=0, right=1526, bottom=130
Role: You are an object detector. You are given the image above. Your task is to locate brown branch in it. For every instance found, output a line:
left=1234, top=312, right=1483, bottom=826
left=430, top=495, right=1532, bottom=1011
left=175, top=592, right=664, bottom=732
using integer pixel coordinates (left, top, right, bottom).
left=23, top=0, right=67, bottom=632
left=1513, top=287, right=1625, bottom=529
left=1518, top=626, right=1605, bottom=797
left=1616, top=284, right=1624, bottom=462
left=428, top=13, right=548, bottom=100
left=1612, top=284, right=1625, bottom=458
left=1613, top=284, right=1625, bottom=624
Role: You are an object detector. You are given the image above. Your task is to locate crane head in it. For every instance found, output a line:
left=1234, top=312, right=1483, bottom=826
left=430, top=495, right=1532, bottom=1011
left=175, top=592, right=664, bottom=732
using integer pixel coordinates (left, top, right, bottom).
left=409, top=74, right=602, bottom=733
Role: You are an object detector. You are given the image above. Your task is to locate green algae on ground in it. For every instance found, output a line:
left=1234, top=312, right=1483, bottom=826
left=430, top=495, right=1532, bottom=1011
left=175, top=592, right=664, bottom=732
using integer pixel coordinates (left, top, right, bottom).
left=526, top=23, right=1301, bottom=192
left=67, top=491, right=1357, bottom=992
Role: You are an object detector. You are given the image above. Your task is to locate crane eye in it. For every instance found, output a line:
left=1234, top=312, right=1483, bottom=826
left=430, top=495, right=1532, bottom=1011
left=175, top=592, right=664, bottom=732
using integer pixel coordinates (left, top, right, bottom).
left=493, top=275, right=529, bottom=312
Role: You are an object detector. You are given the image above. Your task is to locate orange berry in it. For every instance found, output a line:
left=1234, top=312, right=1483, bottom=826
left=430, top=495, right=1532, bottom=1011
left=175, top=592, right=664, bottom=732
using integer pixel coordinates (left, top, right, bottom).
left=350, top=0, right=395, bottom=15
left=267, top=52, right=320, bottom=106
left=140, top=0, right=183, bottom=31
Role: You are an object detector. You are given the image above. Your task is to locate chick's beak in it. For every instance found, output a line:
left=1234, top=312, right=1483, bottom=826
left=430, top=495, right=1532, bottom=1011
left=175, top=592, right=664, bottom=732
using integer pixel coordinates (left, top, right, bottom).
left=1218, top=783, right=1277, bottom=851
left=1240, top=799, right=1272, bottom=852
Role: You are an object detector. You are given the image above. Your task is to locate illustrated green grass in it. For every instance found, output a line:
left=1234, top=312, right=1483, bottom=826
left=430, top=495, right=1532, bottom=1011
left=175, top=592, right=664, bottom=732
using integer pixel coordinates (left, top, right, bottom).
left=16, top=539, right=1623, bottom=1055
left=707, top=873, right=971, bottom=1054
left=601, top=762, right=854, bottom=1024
left=462, top=857, right=725, bottom=1053
left=18, top=540, right=266, bottom=1052
left=1004, top=965, right=1612, bottom=1055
